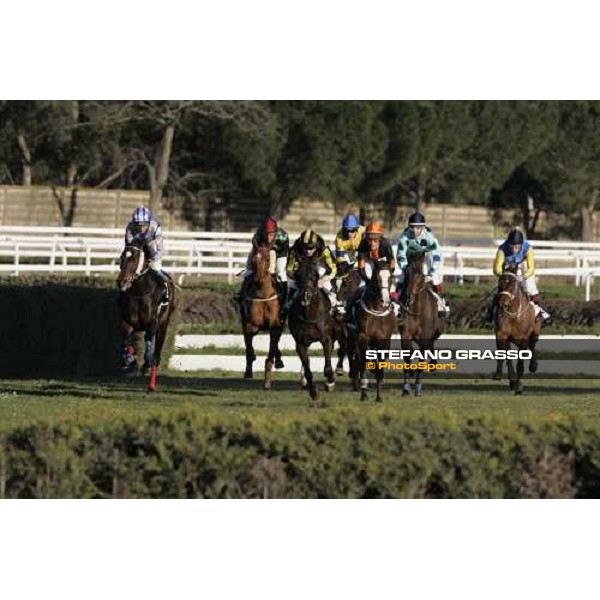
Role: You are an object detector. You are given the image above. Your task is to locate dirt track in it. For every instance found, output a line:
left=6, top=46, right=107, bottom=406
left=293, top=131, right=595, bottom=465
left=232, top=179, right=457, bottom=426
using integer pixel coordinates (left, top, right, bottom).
left=179, top=290, right=600, bottom=328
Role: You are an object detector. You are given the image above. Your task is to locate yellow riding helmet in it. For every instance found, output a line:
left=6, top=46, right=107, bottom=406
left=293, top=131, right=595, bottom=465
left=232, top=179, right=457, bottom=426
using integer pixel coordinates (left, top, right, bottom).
left=301, top=229, right=319, bottom=249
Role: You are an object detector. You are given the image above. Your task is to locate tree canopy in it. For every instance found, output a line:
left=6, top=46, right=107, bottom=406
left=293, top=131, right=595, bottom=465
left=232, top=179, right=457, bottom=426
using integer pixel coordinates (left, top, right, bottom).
left=0, top=100, right=598, bottom=237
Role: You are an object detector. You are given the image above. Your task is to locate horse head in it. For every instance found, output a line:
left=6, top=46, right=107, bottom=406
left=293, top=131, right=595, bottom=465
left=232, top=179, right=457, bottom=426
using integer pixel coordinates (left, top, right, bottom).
left=118, top=238, right=146, bottom=291
left=250, top=244, right=272, bottom=283
left=497, top=265, right=521, bottom=310
left=405, top=251, right=428, bottom=307
left=366, top=259, right=392, bottom=306
left=296, top=255, right=320, bottom=307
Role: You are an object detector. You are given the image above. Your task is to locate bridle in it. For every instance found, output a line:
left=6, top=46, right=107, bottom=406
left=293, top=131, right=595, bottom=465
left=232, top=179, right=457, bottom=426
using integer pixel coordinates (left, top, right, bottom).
left=119, top=245, right=149, bottom=290
left=497, top=271, right=529, bottom=318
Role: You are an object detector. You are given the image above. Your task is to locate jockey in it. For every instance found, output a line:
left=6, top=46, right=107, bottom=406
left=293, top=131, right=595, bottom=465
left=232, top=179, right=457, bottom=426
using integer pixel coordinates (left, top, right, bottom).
left=395, top=211, right=449, bottom=315
left=357, top=221, right=399, bottom=313
left=285, top=229, right=343, bottom=316
left=124, top=205, right=169, bottom=304
left=236, top=216, right=289, bottom=309
left=486, top=227, right=551, bottom=324
left=334, top=214, right=365, bottom=277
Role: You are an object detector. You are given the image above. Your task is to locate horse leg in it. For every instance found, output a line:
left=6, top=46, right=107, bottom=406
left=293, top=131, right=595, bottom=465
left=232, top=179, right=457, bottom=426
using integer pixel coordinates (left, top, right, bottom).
left=401, top=338, right=412, bottom=396
left=528, top=332, right=539, bottom=374
left=143, top=331, right=154, bottom=375
left=493, top=359, right=503, bottom=380
left=243, top=331, right=256, bottom=379
left=297, top=343, right=318, bottom=402
left=264, top=328, right=281, bottom=390
left=358, top=335, right=369, bottom=401
left=119, top=321, right=138, bottom=375
left=322, top=336, right=335, bottom=393
left=148, top=322, right=168, bottom=392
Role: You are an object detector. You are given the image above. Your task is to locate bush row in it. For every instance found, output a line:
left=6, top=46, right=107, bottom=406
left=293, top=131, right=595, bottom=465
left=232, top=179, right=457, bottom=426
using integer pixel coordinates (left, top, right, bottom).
left=1, top=409, right=599, bottom=498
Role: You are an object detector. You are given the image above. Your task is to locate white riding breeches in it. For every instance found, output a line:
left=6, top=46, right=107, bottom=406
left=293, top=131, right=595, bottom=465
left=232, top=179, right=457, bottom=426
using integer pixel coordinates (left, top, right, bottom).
left=517, top=269, right=539, bottom=296
left=397, top=254, right=443, bottom=287
left=149, top=258, right=162, bottom=272
left=245, top=251, right=287, bottom=283
left=359, top=261, right=393, bottom=303
left=276, top=256, right=287, bottom=282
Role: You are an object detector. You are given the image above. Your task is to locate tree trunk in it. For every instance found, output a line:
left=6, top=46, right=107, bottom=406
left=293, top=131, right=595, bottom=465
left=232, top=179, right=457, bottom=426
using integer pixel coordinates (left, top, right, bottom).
left=149, top=124, right=175, bottom=210
left=17, top=134, right=32, bottom=185
left=581, top=197, right=598, bottom=242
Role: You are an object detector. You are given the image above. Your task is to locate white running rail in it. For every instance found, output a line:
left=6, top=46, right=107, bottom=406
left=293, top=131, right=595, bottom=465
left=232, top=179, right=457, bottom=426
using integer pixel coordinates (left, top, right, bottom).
left=0, top=226, right=598, bottom=299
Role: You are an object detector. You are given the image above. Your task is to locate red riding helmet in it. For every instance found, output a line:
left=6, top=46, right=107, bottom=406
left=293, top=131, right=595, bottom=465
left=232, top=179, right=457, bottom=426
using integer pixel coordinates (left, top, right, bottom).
left=262, top=217, right=278, bottom=233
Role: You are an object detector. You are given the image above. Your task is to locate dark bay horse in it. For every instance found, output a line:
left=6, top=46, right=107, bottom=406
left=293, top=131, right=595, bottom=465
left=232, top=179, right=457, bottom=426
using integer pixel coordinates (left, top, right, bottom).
left=117, top=238, right=175, bottom=391
left=288, top=255, right=336, bottom=405
left=350, top=262, right=396, bottom=402
left=494, top=266, right=541, bottom=394
left=332, top=264, right=360, bottom=377
left=239, top=245, right=284, bottom=390
left=399, top=252, right=444, bottom=396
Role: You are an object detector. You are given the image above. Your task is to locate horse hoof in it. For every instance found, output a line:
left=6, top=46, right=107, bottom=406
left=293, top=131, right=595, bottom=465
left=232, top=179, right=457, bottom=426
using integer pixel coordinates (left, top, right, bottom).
left=324, top=381, right=335, bottom=392
left=492, top=374, right=502, bottom=381
left=360, top=390, right=368, bottom=401
left=375, top=396, right=382, bottom=403
left=529, top=361, right=538, bottom=373
left=415, top=390, right=422, bottom=397
left=509, top=380, right=517, bottom=391
left=275, top=358, right=284, bottom=370
left=244, top=372, right=253, bottom=379
left=402, top=390, right=410, bottom=397
left=263, top=382, right=272, bottom=391
left=310, top=387, right=320, bottom=401
left=515, top=389, right=523, bottom=396
left=336, top=367, right=345, bottom=377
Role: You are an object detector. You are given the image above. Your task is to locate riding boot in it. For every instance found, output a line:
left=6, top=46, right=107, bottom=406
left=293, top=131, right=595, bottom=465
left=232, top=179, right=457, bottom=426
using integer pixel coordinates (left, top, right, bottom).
left=153, top=270, right=170, bottom=305
left=432, top=284, right=450, bottom=315
left=530, top=294, right=552, bottom=325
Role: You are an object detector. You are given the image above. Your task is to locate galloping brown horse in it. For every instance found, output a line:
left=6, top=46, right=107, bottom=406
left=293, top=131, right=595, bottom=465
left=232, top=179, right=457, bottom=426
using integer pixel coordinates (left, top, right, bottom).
left=494, top=265, right=541, bottom=394
left=332, top=264, right=360, bottom=377
left=117, top=237, right=175, bottom=391
left=239, top=245, right=284, bottom=389
left=350, top=262, right=396, bottom=402
left=288, top=255, right=336, bottom=404
left=399, top=252, right=444, bottom=397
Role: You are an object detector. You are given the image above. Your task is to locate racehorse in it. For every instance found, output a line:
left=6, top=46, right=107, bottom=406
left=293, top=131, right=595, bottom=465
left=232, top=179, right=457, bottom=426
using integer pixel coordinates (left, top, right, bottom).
left=332, top=263, right=360, bottom=377
left=398, top=252, right=444, bottom=396
left=493, top=264, right=541, bottom=394
left=349, top=260, right=396, bottom=402
left=287, top=255, right=336, bottom=405
left=239, top=245, right=284, bottom=389
left=117, top=237, right=175, bottom=391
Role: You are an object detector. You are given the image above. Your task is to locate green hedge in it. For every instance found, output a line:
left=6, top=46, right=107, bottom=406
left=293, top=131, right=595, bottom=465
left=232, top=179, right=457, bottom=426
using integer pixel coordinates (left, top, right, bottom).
left=0, top=284, right=179, bottom=378
left=1, top=409, right=599, bottom=498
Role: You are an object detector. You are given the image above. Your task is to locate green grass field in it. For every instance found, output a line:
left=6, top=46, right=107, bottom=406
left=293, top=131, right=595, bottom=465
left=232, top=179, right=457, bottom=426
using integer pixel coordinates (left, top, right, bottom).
left=1, top=371, right=599, bottom=431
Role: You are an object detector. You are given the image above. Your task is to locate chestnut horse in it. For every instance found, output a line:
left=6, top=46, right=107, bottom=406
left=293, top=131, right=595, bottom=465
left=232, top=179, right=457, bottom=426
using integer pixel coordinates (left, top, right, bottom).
left=494, top=265, right=541, bottom=394
left=117, top=237, right=175, bottom=391
left=399, top=252, right=444, bottom=397
left=239, top=245, right=284, bottom=389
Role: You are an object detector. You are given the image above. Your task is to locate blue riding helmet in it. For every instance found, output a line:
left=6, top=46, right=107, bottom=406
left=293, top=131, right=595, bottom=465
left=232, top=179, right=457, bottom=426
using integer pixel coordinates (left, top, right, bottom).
left=408, top=212, right=427, bottom=227
left=342, top=214, right=360, bottom=230
left=132, top=206, right=152, bottom=224
left=506, top=229, right=524, bottom=245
